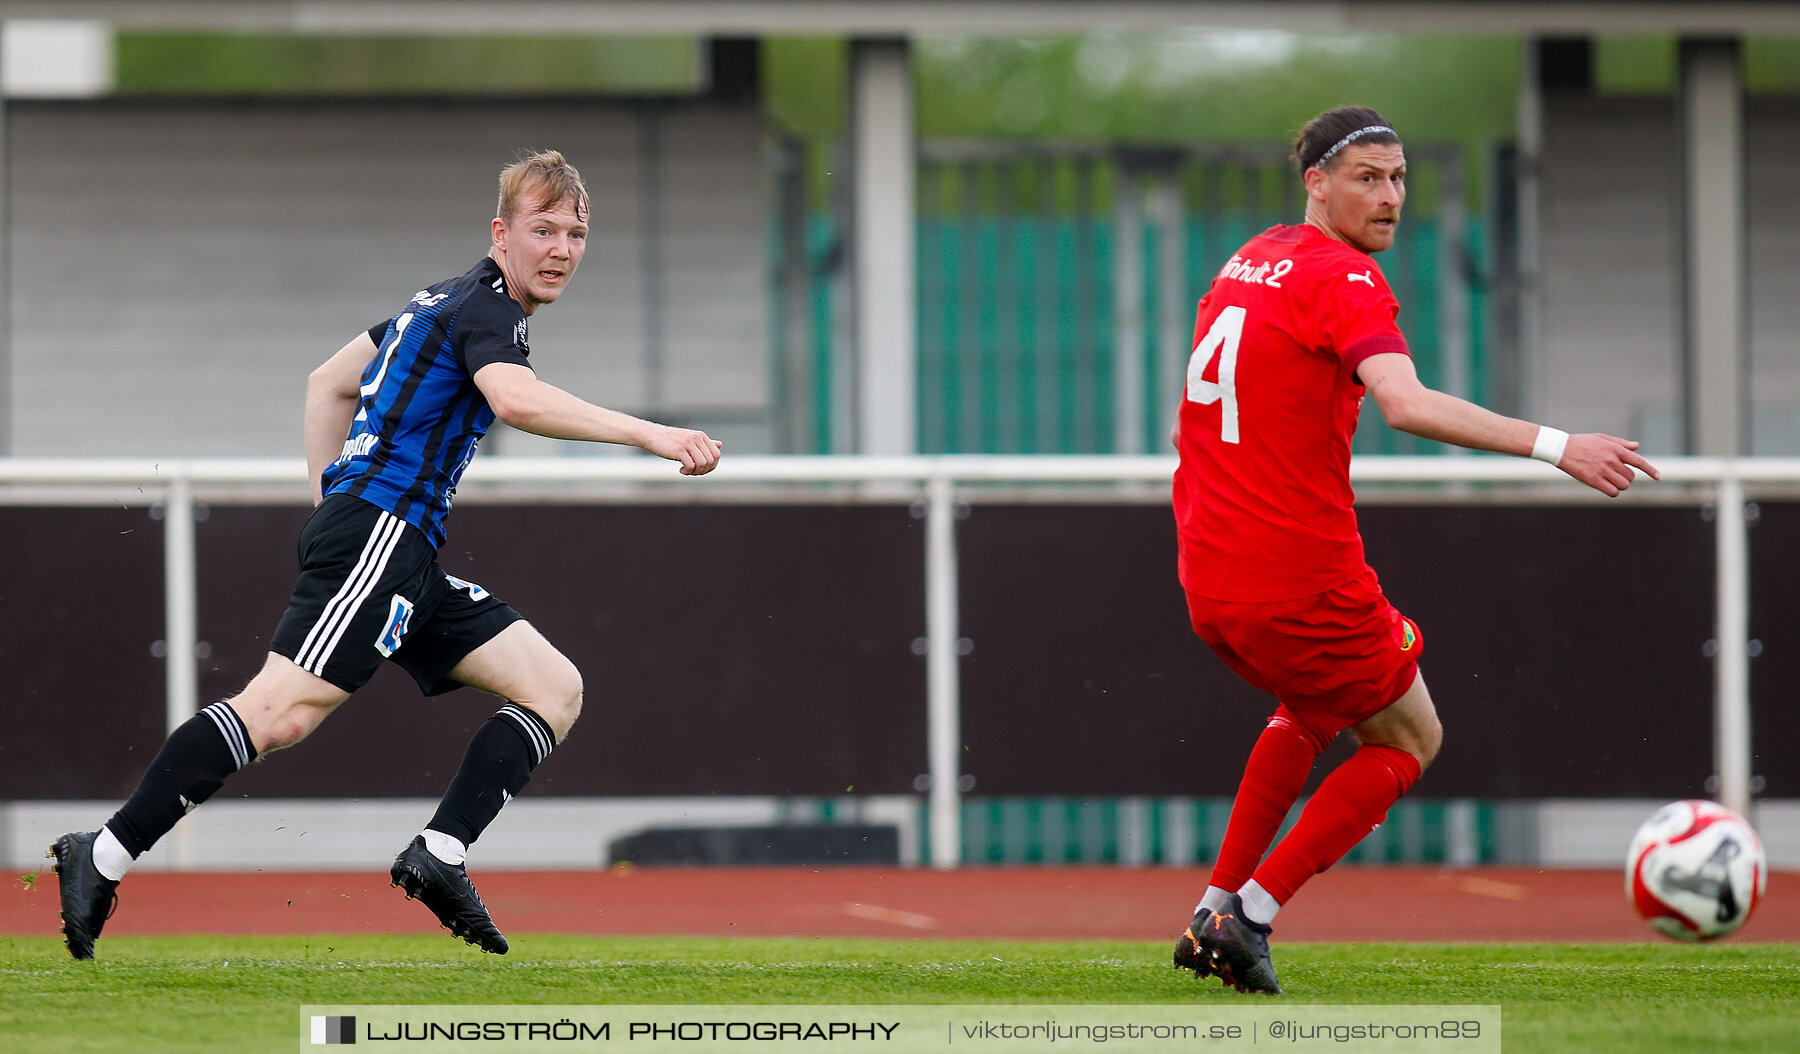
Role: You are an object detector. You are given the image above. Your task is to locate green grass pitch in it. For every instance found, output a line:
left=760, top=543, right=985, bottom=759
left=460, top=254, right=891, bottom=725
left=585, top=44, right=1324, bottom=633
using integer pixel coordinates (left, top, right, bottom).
left=3, top=934, right=1796, bottom=1053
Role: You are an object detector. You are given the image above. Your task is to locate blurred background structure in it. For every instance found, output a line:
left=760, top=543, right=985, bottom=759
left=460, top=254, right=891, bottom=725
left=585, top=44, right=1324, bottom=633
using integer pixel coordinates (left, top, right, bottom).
left=0, top=1, right=1797, bottom=875
left=1, top=2, right=1798, bottom=459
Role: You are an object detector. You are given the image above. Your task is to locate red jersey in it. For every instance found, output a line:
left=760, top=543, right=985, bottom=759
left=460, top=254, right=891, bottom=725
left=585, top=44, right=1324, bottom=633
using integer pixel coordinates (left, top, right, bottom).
left=1173, top=224, right=1409, bottom=602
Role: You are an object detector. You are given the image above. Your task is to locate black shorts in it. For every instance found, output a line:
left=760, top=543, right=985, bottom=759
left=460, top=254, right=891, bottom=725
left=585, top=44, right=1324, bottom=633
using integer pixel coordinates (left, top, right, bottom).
left=270, top=494, right=522, bottom=695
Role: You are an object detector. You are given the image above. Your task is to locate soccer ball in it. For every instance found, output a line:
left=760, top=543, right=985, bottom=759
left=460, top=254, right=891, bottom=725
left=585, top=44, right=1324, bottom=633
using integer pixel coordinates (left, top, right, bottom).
left=1625, top=799, right=1766, bottom=941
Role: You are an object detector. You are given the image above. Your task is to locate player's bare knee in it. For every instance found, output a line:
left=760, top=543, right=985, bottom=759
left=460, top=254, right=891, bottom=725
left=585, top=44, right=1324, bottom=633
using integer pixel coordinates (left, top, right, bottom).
left=248, top=706, right=324, bottom=754
left=557, top=682, right=584, bottom=740
left=552, top=689, right=582, bottom=742
left=523, top=659, right=583, bottom=741
left=1353, top=709, right=1441, bottom=771
left=1406, top=715, right=1443, bottom=771
left=228, top=655, right=348, bottom=754
left=258, top=720, right=308, bottom=754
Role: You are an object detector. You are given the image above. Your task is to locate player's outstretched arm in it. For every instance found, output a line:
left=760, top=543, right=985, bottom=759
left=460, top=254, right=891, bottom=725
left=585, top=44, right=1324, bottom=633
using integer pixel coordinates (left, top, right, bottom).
left=306, top=332, right=379, bottom=503
left=473, top=361, right=722, bottom=475
left=1358, top=351, right=1660, bottom=497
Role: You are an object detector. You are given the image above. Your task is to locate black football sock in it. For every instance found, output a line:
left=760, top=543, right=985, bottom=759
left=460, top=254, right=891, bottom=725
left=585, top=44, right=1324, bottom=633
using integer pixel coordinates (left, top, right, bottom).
left=426, top=704, right=556, bottom=849
left=104, top=701, right=257, bottom=859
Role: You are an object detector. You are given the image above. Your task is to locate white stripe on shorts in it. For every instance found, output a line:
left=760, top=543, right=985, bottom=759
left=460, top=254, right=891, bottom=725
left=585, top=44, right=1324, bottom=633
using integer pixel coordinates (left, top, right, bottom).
left=295, top=511, right=406, bottom=677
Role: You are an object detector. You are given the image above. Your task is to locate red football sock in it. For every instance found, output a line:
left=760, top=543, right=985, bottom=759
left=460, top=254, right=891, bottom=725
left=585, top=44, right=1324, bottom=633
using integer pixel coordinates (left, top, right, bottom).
left=1251, top=743, right=1422, bottom=904
left=1206, top=709, right=1330, bottom=894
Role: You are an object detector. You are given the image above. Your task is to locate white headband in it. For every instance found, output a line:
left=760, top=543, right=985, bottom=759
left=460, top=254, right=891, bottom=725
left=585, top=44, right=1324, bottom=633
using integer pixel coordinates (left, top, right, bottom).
left=1314, top=125, right=1396, bottom=168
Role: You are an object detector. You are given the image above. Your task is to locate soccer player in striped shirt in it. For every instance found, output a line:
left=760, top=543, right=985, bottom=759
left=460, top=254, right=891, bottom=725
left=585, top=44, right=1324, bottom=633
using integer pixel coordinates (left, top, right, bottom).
left=51, top=151, right=720, bottom=959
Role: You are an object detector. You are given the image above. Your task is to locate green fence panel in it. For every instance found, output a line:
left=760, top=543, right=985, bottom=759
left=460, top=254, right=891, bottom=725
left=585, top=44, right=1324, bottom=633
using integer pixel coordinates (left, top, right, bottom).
left=784, top=148, right=1485, bottom=455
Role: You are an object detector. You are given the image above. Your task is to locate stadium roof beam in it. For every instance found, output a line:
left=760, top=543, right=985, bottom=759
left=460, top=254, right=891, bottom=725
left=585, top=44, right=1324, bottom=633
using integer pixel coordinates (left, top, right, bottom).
left=5, top=1, right=1800, bottom=35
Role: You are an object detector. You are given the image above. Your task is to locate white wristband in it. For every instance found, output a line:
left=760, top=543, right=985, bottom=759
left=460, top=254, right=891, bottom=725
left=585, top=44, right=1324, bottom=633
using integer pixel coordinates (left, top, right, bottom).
left=1531, top=426, right=1569, bottom=466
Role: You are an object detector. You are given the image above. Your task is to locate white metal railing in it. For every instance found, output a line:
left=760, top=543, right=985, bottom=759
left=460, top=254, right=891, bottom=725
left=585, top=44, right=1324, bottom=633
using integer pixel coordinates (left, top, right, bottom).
left=4, top=453, right=1793, bottom=867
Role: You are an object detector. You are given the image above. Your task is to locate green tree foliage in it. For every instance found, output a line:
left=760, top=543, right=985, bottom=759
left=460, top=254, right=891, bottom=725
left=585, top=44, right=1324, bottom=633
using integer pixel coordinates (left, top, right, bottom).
left=770, top=32, right=1522, bottom=148
left=117, top=33, right=702, bottom=95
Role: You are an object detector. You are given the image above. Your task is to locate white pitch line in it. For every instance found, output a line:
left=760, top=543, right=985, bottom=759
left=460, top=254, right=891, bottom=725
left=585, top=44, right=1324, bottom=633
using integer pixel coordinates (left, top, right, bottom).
left=1457, top=876, right=1529, bottom=901
left=842, top=902, right=939, bottom=930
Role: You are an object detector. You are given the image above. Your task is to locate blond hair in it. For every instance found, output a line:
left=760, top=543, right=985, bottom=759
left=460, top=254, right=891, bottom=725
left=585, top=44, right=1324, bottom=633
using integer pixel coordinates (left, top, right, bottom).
left=496, top=150, right=589, bottom=223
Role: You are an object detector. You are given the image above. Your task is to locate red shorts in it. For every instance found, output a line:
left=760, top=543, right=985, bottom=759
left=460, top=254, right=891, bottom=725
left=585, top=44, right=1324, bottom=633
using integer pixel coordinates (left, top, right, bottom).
left=1186, top=565, right=1421, bottom=738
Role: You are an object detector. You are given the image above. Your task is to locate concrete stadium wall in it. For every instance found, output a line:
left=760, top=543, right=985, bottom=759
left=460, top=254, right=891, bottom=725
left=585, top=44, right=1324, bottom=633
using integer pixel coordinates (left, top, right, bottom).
left=7, top=97, right=771, bottom=458
left=9, top=93, right=1800, bottom=460
left=1537, top=95, right=1800, bottom=454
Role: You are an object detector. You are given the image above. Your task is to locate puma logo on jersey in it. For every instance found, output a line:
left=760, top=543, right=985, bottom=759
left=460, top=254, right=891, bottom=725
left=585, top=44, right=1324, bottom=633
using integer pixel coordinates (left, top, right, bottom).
left=1347, top=270, right=1374, bottom=286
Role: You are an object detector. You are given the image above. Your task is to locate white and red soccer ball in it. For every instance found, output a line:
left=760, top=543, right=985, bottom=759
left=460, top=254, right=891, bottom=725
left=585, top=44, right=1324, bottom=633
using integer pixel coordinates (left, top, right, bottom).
left=1626, top=799, right=1766, bottom=941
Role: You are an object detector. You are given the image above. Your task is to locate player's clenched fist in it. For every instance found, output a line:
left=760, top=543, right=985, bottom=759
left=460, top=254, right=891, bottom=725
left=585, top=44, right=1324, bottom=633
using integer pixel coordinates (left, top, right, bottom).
left=648, top=425, right=723, bottom=475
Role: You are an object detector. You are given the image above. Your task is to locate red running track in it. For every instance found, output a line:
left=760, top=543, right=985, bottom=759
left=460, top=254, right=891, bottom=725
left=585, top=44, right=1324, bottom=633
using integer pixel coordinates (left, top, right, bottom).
left=5, top=866, right=1796, bottom=944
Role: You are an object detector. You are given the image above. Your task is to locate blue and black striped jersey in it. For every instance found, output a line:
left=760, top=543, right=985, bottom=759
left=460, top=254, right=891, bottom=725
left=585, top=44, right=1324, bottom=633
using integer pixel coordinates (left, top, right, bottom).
left=321, top=256, right=532, bottom=549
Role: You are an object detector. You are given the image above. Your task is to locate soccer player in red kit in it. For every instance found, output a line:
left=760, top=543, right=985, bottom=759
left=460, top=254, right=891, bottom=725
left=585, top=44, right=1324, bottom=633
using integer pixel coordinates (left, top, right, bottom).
left=1169, top=107, right=1660, bottom=993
